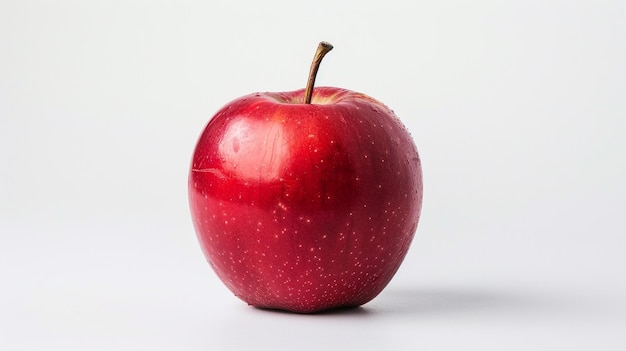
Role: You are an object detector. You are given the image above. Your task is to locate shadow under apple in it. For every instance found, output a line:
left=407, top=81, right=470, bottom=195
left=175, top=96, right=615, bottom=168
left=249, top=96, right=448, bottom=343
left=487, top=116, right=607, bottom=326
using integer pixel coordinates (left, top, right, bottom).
left=246, top=284, right=558, bottom=317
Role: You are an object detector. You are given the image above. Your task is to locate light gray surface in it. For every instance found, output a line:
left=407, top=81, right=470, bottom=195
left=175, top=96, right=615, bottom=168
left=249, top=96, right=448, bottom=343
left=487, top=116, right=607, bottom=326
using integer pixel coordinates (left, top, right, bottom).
left=1, top=1, right=625, bottom=350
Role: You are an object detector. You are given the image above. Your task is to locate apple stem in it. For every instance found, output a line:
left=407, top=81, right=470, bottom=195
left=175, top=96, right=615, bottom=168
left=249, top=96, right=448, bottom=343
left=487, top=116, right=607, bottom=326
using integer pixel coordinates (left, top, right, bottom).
left=304, top=41, right=333, bottom=104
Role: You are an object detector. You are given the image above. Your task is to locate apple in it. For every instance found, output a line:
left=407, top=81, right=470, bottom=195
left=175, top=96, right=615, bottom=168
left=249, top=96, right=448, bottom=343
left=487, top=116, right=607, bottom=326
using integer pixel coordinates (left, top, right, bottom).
left=189, top=42, right=423, bottom=313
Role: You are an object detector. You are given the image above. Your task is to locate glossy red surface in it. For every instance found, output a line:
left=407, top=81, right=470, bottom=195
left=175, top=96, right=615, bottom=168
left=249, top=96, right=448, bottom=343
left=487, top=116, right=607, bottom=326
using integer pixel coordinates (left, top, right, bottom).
left=189, top=87, right=422, bottom=313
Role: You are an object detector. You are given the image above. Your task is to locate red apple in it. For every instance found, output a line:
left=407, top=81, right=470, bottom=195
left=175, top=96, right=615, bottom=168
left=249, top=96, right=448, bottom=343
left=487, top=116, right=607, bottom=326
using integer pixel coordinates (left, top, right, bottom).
left=189, top=42, right=423, bottom=313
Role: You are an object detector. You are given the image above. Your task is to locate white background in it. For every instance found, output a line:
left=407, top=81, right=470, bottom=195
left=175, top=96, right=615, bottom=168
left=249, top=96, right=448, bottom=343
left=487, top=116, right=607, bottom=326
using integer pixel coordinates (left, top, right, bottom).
left=1, top=1, right=625, bottom=350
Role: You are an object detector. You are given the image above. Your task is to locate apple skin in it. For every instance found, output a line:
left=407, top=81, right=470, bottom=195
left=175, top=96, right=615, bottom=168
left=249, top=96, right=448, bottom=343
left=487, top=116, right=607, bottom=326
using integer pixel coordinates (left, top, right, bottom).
left=189, top=86, right=422, bottom=313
